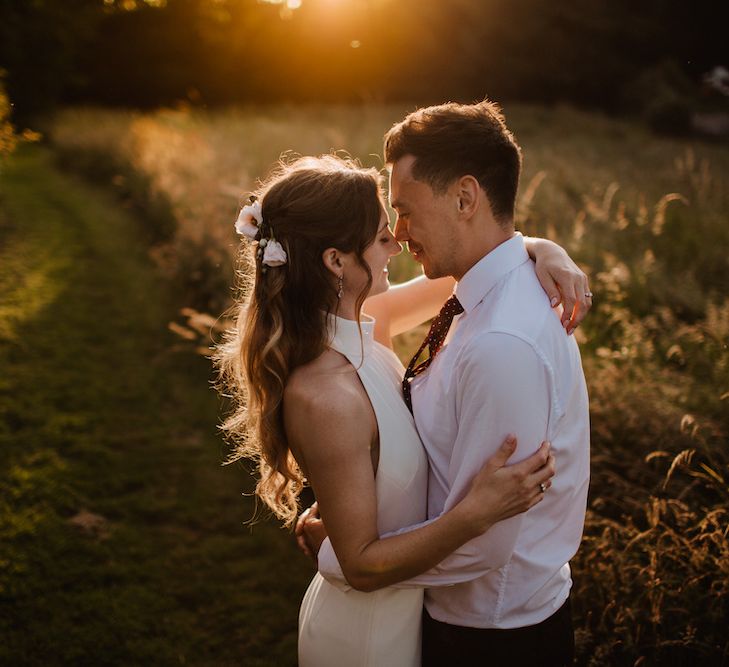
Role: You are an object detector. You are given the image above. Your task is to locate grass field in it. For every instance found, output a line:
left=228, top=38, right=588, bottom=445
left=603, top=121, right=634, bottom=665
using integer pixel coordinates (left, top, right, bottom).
left=2, top=103, right=728, bottom=665
left=0, top=146, right=312, bottom=666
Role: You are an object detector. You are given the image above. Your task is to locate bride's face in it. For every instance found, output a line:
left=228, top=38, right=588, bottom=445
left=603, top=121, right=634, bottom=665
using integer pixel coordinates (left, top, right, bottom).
left=356, top=207, right=402, bottom=299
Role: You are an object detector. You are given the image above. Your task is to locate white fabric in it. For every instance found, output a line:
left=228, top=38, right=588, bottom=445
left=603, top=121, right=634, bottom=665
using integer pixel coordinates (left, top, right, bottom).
left=318, top=234, right=590, bottom=630
left=298, top=314, right=429, bottom=667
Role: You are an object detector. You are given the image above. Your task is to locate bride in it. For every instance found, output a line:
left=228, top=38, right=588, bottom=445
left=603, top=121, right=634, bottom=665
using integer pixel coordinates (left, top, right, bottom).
left=216, top=155, right=586, bottom=666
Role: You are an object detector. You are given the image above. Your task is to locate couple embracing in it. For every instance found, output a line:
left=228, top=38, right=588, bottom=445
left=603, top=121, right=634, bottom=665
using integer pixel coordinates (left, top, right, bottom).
left=218, top=100, right=591, bottom=666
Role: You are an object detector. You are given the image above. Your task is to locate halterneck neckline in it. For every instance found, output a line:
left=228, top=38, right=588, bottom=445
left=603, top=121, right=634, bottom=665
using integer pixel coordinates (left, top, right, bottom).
left=327, top=313, right=375, bottom=365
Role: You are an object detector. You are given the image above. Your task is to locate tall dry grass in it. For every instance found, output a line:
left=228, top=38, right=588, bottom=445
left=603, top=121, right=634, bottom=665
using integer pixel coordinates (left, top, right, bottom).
left=46, top=104, right=729, bottom=666
left=47, top=104, right=415, bottom=309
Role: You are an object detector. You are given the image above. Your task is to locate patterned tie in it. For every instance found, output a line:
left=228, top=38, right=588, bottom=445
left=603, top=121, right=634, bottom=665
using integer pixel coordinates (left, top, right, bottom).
left=402, top=295, right=464, bottom=413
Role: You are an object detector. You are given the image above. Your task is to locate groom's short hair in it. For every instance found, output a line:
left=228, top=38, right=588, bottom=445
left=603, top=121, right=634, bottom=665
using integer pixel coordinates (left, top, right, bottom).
left=384, top=100, right=522, bottom=224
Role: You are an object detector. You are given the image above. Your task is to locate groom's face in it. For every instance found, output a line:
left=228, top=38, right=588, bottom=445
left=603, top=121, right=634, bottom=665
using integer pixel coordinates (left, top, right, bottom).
left=389, top=155, right=457, bottom=279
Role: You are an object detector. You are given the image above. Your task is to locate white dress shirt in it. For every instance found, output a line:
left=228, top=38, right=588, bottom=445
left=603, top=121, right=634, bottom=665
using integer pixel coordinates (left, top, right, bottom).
left=318, top=233, right=590, bottom=630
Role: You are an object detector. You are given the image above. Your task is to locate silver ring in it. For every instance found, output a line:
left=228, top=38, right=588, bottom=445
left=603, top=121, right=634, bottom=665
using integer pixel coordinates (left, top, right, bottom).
left=539, top=483, right=547, bottom=494
left=585, top=292, right=593, bottom=298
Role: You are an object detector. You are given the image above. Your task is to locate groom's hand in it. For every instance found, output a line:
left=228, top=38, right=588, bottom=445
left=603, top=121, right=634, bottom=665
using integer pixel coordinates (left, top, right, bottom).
left=295, top=502, right=318, bottom=560
left=295, top=502, right=328, bottom=562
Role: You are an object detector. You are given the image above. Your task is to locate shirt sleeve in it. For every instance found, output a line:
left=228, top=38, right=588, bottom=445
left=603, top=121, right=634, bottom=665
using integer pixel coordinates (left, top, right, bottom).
left=318, top=331, right=553, bottom=590
left=317, top=537, right=350, bottom=590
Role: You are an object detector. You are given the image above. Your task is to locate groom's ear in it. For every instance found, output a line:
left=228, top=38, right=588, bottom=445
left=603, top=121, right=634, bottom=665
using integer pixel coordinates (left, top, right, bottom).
left=321, top=247, right=344, bottom=276
left=455, top=175, right=480, bottom=218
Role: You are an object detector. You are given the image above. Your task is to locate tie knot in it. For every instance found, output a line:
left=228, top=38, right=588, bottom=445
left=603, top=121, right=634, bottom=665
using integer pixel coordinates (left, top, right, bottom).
left=428, top=295, right=463, bottom=354
left=441, top=295, right=464, bottom=317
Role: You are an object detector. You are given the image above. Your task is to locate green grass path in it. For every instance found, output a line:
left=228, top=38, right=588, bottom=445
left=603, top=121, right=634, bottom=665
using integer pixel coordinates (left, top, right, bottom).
left=0, top=146, right=311, bottom=666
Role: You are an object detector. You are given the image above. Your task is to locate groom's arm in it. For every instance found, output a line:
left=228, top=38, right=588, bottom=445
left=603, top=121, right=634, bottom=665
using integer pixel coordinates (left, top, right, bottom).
left=318, top=331, right=553, bottom=589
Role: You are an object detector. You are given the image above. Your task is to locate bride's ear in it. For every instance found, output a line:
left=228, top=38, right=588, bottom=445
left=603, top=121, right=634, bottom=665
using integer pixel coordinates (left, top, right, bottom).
left=321, top=247, right=344, bottom=277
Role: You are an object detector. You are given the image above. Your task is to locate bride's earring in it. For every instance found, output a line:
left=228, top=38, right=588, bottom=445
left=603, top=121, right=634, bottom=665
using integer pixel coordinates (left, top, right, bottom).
left=337, top=274, right=344, bottom=299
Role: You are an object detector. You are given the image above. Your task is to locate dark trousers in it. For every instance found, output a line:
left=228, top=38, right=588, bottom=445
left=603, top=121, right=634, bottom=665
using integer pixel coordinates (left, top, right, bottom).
left=422, top=598, right=574, bottom=667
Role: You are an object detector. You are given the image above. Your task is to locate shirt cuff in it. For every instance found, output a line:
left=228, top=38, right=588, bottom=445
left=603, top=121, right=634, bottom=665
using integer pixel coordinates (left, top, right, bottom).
left=317, top=537, right=352, bottom=591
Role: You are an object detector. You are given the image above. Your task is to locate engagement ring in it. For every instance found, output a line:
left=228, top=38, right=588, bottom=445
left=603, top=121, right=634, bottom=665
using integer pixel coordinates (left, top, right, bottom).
left=539, top=483, right=547, bottom=493
left=585, top=292, right=593, bottom=298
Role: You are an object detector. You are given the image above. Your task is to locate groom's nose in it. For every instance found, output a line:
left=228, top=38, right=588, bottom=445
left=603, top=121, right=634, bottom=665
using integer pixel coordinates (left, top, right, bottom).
left=394, top=217, right=409, bottom=242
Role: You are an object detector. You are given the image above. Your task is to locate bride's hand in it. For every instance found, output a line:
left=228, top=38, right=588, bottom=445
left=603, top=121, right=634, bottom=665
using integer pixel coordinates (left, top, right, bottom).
left=528, top=237, right=592, bottom=334
left=458, top=436, right=555, bottom=535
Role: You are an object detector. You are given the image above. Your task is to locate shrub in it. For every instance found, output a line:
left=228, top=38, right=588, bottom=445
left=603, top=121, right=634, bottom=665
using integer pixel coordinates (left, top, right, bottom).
left=646, top=96, right=693, bottom=137
left=0, top=73, right=17, bottom=162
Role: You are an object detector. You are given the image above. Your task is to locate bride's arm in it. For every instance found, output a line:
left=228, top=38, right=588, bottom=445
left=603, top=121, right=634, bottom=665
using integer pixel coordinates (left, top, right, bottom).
left=285, top=379, right=553, bottom=593
left=365, top=235, right=591, bottom=346
left=364, top=274, right=454, bottom=348
left=523, top=236, right=592, bottom=334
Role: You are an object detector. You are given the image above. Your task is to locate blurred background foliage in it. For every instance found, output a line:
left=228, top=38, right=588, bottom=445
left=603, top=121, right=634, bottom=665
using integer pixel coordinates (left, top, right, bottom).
left=0, top=73, right=18, bottom=160
left=0, top=0, right=727, bottom=123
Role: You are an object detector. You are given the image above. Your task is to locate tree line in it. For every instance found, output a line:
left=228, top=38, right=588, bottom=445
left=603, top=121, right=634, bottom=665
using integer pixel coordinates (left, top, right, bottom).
left=0, top=0, right=724, bottom=121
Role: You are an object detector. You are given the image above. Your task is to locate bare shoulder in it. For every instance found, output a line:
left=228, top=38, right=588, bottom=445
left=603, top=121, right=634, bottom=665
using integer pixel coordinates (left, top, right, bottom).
left=284, top=350, right=375, bottom=444
left=286, top=350, right=357, bottom=409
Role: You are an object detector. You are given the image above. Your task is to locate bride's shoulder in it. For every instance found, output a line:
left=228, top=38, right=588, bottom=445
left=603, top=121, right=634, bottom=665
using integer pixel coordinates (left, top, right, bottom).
left=285, top=352, right=370, bottom=425
left=287, top=348, right=349, bottom=386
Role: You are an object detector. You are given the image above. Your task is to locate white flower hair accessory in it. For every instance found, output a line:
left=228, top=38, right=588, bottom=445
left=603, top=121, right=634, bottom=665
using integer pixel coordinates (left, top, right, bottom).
left=234, top=195, right=288, bottom=270
left=235, top=200, right=262, bottom=240
left=260, top=239, right=287, bottom=267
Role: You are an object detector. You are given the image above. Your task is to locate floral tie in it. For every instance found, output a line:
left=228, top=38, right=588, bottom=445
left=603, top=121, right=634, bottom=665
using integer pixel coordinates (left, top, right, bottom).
left=402, top=295, right=464, bottom=413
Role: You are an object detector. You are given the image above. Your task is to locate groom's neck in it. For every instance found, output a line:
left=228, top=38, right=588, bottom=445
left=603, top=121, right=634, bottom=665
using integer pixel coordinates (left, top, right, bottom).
left=451, top=223, right=515, bottom=281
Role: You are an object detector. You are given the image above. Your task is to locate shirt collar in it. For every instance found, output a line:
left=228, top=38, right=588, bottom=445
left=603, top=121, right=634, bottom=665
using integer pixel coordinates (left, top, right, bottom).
left=455, top=233, right=530, bottom=314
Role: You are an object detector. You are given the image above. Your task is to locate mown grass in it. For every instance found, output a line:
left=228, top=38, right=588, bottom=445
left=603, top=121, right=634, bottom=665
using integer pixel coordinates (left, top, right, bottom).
left=30, top=104, right=729, bottom=665
left=0, top=146, right=312, bottom=666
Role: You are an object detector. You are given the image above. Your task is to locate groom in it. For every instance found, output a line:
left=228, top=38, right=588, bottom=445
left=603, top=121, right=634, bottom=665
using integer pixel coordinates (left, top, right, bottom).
left=305, top=101, right=590, bottom=666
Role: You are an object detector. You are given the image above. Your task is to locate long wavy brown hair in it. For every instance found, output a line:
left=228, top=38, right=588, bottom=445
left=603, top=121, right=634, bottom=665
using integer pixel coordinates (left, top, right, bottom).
left=215, top=155, right=383, bottom=527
